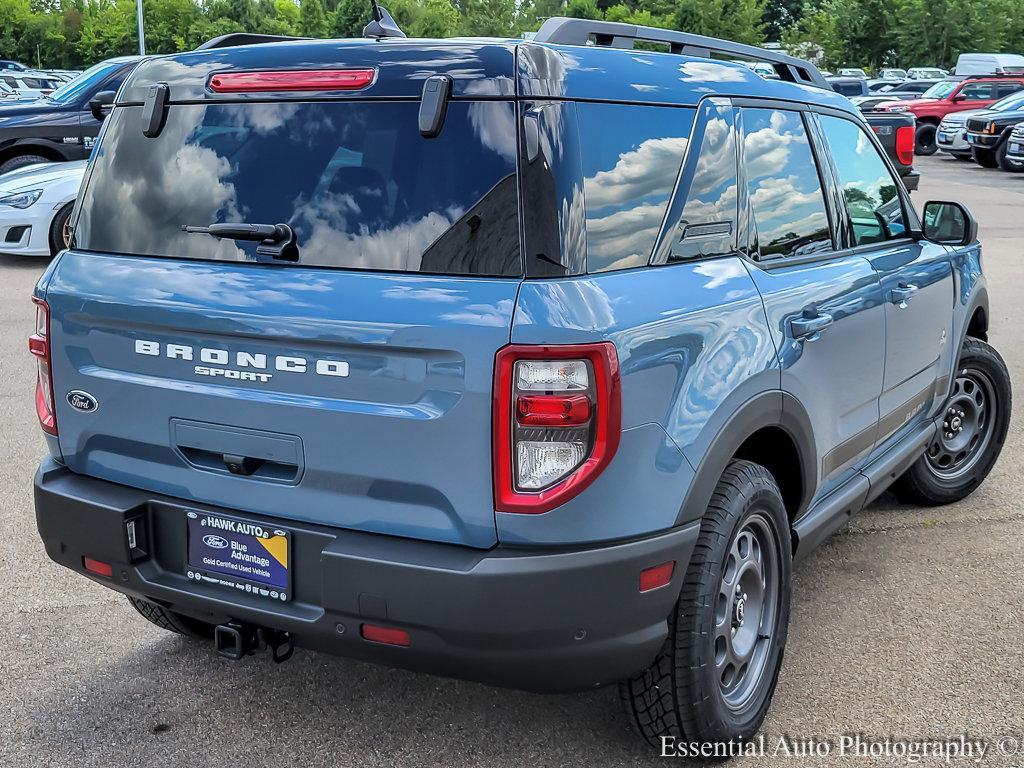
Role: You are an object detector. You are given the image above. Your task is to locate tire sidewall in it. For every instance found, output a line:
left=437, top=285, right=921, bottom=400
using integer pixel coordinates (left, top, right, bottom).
left=683, top=468, right=793, bottom=742
left=916, top=340, right=1011, bottom=498
left=49, top=201, right=74, bottom=256
left=0, top=154, right=50, bottom=175
left=915, top=124, right=938, bottom=156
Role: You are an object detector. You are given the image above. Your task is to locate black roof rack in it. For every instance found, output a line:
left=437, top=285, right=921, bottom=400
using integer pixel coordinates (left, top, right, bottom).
left=195, top=33, right=310, bottom=51
left=532, top=17, right=830, bottom=90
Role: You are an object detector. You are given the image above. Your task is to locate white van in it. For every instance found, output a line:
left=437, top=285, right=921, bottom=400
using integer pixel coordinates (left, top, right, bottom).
left=954, top=53, right=1024, bottom=76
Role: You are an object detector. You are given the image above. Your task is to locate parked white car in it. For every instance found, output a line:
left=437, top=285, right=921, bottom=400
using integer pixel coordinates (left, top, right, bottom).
left=0, top=160, right=85, bottom=257
left=0, top=71, right=61, bottom=99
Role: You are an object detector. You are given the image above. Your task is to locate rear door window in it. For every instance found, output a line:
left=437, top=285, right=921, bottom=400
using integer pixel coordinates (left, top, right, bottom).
left=577, top=103, right=695, bottom=272
left=740, top=108, right=832, bottom=260
left=74, top=101, right=521, bottom=276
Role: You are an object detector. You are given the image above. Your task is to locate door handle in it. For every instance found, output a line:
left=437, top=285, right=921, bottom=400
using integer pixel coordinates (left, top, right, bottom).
left=889, top=283, right=918, bottom=307
left=790, top=312, right=834, bottom=341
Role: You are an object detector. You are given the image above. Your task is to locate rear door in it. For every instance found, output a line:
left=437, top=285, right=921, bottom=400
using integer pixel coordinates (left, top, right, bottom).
left=815, top=113, right=953, bottom=444
left=737, top=105, right=886, bottom=500
left=47, top=96, right=522, bottom=549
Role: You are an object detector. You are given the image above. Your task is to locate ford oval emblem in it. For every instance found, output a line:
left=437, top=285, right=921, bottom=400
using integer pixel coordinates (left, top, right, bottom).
left=203, top=534, right=229, bottom=549
left=66, top=390, right=98, bottom=413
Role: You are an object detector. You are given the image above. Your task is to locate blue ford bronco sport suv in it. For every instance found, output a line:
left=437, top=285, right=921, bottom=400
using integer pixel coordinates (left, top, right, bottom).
left=31, top=16, right=1010, bottom=751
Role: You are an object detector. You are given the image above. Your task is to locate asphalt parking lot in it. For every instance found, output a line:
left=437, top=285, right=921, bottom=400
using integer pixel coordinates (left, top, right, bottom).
left=2, top=154, right=1023, bottom=767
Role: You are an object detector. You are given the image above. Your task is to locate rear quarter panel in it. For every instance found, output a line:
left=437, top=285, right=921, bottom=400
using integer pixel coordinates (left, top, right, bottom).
left=503, top=258, right=778, bottom=545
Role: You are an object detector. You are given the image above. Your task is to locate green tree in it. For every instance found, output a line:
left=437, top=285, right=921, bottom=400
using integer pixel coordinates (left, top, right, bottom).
left=673, top=0, right=766, bottom=45
left=332, top=0, right=368, bottom=36
left=298, top=0, right=328, bottom=36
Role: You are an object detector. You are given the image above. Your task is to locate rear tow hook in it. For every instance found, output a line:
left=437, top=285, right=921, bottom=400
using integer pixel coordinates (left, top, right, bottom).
left=214, top=622, right=294, bottom=664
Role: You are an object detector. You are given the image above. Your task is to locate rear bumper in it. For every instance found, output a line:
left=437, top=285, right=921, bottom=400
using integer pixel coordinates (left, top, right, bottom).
left=34, top=458, right=698, bottom=692
left=900, top=168, right=920, bottom=191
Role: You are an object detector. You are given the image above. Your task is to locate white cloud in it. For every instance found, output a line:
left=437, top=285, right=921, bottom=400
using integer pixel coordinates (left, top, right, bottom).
left=583, top=135, right=689, bottom=209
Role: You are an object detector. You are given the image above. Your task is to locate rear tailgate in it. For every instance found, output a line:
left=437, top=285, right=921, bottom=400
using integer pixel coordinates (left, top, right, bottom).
left=46, top=258, right=516, bottom=548
left=44, top=43, right=524, bottom=549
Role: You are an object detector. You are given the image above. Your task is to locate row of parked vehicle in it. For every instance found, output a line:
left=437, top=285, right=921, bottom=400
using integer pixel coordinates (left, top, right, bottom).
left=0, top=57, right=141, bottom=258
left=0, top=59, right=82, bottom=100
left=860, top=73, right=1024, bottom=172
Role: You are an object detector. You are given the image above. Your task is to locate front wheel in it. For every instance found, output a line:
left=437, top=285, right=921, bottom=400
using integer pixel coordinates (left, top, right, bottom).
left=620, top=460, right=792, bottom=749
left=915, top=124, right=938, bottom=156
left=972, top=146, right=999, bottom=168
left=893, top=339, right=1011, bottom=506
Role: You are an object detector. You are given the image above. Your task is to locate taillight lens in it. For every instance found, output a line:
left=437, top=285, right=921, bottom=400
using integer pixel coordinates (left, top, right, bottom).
left=895, top=124, right=915, bottom=166
left=209, top=69, right=376, bottom=93
left=493, top=343, right=621, bottom=514
left=28, top=297, right=56, bottom=436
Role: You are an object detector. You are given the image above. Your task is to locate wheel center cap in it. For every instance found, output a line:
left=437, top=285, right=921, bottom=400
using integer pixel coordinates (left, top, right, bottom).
left=950, top=415, right=963, bottom=432
left=734, top=597, right=746, bottom=626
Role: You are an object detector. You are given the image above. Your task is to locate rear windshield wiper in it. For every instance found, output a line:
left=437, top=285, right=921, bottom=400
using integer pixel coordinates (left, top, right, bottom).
left=182, top=222, right=298, bottom=262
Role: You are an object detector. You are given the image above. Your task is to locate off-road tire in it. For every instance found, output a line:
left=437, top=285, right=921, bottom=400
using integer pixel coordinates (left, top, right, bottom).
left=620, top=460, right=792, bottom=750
left=892, top=339, right=1011, bottom=506
left=127, top=596, right=216, bottom=639
left=49, top=201, right=74, bottom=256
left=0, top=154, right=50, bottom=175
left=915, top=124, right=938, bottom=156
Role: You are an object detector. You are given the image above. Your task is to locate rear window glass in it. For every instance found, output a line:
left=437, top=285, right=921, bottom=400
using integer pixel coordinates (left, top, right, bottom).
left=74, top=101, right=521, bottom=276
left=578, top=103, right=695, bottom=272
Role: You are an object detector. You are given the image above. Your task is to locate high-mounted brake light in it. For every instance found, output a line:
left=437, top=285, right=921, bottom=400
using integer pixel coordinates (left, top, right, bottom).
left=493, top=343, right=621, bottom=514
left=895, top=124, right=915, bottom=167
left=209, top=69, right=376, bottom=94
left=28, top=297, right=56, bottom=436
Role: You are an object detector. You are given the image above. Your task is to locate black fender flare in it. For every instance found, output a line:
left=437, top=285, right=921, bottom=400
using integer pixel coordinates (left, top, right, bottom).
left=674, top=390, right=817, bottom=527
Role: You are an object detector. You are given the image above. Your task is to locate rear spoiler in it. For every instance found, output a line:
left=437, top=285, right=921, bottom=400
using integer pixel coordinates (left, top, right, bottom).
left=195, top=33, right=311, bottom=51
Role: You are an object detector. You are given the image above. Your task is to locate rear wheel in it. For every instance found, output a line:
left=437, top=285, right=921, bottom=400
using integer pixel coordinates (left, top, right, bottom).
left=892, top=339, right=1010, bottom=506
left=48, top=201, right=74, bottom=256
left=0, top=153, right=50, bottom=175
left=127, top=596, right=216, bottom=640
left=915, top=124, right=938, bottom=156
left=620, top=460, right=791, bottom=749
left=972, top=146, right=999, bottom=168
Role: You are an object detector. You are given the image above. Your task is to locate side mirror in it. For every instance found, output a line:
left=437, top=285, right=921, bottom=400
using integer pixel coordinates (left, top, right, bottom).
left=88, top=90, right=116, bottom=121
left=922, top=200, right=978, bottom=246
left=951, top=93, right=966, bottom=103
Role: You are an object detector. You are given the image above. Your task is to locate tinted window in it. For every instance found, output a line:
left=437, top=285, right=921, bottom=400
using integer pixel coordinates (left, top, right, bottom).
left=997, top=83, right=1024, bottom=99
left=76, top=101, right=521, bottom=276
left=578, top=103, right=695, bottom=272
left=959, top=82, right=996, bottom=100
left=741, top=109, right=832, bottom=260
left=819, top=115, right=907, bottom=246
left=49, top=61, right=129, bottom=105
left=670, top=100, right=738, bottom=261
left=831, top=80, right=865, bottom=97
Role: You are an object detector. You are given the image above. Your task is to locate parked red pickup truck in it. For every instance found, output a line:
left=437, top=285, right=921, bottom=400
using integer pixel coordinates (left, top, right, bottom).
left=873, top=74, right=1024, bottom=155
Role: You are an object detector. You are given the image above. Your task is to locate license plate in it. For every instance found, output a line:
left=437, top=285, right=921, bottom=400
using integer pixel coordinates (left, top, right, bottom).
left=1011, top=142, right=1023, bottom=153
left=186, top=511, right=290, bottom=601
left=938, top=132, right=951, bottom=142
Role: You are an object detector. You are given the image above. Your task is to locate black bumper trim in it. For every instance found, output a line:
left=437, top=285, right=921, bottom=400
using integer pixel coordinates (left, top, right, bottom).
left=34, top=459, right=699, bottom=692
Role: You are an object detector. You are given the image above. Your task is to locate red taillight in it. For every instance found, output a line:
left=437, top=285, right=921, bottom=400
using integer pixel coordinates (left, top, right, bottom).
left=895, top=124, right=915, bottom=166
left=83, top=557, right=113, bottom=578
left=515, top=394, right=591, bottom=426
left=209, top=69, right=376, bottom=94
left=639, top=561, right=675, bottom=593
left=29, top=297, right=56, bottom=436
left=493, top=343, right=621, bottom=514
left=360, top=623, right=411, bottom=647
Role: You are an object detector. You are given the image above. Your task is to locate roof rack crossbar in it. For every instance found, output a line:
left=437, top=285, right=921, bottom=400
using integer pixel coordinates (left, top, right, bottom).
left=195, top=33, right=310, bottom=51
left=532, top=17, right=830, bottom=90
